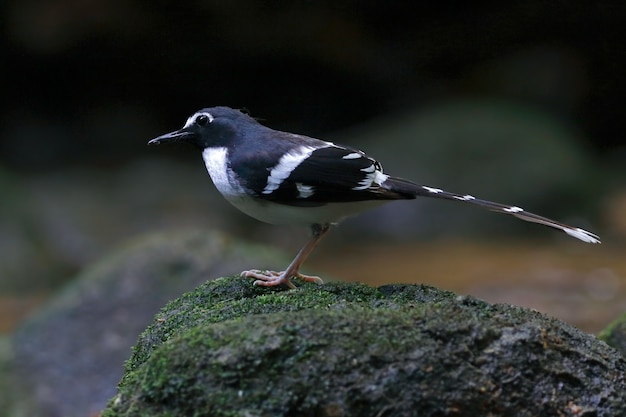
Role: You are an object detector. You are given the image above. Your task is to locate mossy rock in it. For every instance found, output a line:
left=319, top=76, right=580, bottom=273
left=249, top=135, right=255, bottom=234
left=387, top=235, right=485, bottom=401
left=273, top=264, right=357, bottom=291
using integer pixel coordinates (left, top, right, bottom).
left=12, top=231, right=286, bottom=417
left=599, top=312, right=626, bottom=358
left=104, top=277, right=626, bottom=417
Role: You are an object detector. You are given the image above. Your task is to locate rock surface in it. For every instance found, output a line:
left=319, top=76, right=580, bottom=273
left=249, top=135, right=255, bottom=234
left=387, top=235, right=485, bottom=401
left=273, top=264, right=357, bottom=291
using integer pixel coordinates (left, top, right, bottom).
left=11, top=231, right=285, bottom=417
left=104, top=277, right=626, bottom=417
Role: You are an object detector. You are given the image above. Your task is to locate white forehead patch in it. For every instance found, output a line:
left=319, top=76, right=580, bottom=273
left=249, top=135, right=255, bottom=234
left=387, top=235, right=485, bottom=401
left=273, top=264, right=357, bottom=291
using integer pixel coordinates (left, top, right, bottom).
left=184, top=112, right=214, bottom=128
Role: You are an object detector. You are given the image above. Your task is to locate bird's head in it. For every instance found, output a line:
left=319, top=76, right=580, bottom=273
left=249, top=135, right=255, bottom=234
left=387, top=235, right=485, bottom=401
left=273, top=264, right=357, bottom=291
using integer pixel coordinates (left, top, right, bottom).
left=148, top=106, right=257, bottom=149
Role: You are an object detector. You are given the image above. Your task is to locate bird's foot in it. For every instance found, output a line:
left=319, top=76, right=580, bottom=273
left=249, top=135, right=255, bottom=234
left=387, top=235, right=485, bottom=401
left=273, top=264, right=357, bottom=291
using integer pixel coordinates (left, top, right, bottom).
left=241, top=269, right=324, bottom=289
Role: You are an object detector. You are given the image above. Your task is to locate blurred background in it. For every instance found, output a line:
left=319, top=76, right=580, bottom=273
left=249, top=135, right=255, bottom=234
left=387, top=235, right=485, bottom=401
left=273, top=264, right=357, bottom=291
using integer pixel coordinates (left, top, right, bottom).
left=1, top=1, right=625, bottom=415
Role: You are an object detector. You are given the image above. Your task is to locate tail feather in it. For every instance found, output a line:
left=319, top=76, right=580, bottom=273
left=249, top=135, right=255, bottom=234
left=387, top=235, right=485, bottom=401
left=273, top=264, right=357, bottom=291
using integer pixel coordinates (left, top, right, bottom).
left=383, top=177, right=600, bottom=244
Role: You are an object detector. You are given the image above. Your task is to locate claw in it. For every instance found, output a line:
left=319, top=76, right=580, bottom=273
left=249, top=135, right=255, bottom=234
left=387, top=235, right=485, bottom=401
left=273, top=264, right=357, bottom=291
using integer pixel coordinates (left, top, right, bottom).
left=241, top=223, right=330, bottom=289
left=241, top=269, right=323, bottom=289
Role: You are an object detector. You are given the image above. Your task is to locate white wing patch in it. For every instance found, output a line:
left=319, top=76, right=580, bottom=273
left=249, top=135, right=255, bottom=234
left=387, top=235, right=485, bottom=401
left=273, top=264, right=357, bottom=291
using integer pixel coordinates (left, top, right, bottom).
left=504, top=206, right=524, bottom=213
left=353, top=162, right=389, bottom=191
left=296, top=183, right=315, bottom=198
left=360, top=164, right=376, bottom=173
left=263, top=146, right=319, bottom=194
left=342, top=152, right=363, bottom=160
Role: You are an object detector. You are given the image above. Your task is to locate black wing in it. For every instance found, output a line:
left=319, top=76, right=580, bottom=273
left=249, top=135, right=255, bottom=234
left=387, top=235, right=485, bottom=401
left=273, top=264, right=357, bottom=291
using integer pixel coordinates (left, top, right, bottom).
left=269, top=145, right=417, bottom=205
left=231, top=137, right=415, bottom=206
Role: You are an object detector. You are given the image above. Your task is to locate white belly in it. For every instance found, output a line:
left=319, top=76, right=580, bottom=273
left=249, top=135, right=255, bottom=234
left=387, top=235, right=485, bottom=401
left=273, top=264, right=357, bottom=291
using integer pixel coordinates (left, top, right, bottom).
left=226, top=195, right=386, bottom=225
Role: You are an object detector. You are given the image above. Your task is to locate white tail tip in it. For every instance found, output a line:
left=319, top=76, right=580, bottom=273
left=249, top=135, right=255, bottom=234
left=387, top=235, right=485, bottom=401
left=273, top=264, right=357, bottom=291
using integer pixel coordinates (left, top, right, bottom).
left=564, top=227, right=601, bottom=244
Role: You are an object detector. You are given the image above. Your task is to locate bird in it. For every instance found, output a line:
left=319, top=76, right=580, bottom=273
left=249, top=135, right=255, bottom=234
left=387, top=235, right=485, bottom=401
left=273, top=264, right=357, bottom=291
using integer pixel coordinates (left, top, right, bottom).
left=149, top=106, right=601, bottom=289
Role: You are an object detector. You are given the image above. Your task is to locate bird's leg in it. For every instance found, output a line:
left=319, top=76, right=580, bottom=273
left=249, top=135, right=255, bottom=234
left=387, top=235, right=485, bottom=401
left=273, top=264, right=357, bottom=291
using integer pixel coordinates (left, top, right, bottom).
left=241, top=223, right=331, bottom=289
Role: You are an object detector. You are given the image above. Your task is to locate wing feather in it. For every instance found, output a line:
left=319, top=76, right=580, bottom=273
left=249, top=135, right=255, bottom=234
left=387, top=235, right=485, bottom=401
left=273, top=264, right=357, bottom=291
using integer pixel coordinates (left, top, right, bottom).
left=250, top=144, right=413, bottom=205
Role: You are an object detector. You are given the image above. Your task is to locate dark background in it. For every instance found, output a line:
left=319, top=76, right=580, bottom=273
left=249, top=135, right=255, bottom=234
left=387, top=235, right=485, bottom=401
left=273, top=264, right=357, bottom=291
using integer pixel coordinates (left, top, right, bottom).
left=3, top=2, right=624, bottom=170
left=2, top=3, right=626, bottom=416
left=1, top=1, right=624, bottom=294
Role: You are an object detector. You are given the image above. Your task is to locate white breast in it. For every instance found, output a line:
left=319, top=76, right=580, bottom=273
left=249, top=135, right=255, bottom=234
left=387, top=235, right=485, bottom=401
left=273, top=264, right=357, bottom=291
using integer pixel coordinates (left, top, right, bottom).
left=202, top=147, right=245, bottom=198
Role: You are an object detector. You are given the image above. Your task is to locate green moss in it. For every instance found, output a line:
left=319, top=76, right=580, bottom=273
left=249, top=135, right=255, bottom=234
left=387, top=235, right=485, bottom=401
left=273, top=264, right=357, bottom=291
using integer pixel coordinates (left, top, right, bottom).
left=124, top=277, right=405, bottom=374
left=113, top=307, right=461, bottom=416
left=104, top=277, right=626, bottom=417
left=599, top=312, right=626, bottom=358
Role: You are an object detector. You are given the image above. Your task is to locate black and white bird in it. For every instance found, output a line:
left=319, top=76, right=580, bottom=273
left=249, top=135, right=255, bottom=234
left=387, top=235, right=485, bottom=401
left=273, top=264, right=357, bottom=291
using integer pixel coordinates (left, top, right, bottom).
left=149, top=106, right=600, bottom=288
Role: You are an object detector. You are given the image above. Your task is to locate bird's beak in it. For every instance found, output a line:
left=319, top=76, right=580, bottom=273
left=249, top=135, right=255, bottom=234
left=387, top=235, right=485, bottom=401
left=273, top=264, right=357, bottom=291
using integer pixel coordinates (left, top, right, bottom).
left=148, top=128, right=196, bottom=145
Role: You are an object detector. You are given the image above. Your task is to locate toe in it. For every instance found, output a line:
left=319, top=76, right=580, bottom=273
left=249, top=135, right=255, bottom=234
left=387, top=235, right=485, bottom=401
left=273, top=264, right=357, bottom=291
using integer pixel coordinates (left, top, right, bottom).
left=295, top=273, right=324, bottom=285
left=241, top=269, right=279, bottom=278
left=253, top=278, right=295, bottom=289
left=241, top=269, right=296, bottom=289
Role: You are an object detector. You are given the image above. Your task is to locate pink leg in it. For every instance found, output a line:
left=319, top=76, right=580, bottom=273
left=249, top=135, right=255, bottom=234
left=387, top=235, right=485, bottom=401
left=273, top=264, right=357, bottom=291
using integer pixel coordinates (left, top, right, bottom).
left=241, top=224, right=331, bottom=289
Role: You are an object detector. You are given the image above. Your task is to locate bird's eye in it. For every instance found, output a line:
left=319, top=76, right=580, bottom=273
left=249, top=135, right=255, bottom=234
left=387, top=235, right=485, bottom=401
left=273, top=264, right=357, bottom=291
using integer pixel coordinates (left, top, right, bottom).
left=196, top=114, right=211, bottom=126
